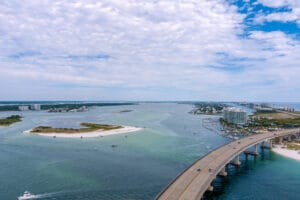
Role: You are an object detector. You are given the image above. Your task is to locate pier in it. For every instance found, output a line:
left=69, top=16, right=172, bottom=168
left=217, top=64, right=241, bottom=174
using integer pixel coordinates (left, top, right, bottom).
left=156, top=128, right=300, bottom=200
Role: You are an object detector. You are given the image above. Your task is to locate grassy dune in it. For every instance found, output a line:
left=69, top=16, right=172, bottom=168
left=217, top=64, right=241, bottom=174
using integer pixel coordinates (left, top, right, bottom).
left=252, top=111, right=300, bottom=120
left=31, top=122, right=123, bottom=134
left=286, top=142, right=300, bottom=151
left=249, top=111, right=300, bottom=128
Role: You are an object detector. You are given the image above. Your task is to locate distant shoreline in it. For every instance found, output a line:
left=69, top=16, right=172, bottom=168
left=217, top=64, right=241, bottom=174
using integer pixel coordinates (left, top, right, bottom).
left=24, top=125, right=142, bottom=138
left=0, top=102, right=137, bottom=112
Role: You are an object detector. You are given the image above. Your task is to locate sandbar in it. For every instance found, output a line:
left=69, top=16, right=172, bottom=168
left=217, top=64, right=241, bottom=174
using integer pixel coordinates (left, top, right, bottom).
left=24, top=126, right=142, bottom=138
left=272, top=145, right=300, bottom=161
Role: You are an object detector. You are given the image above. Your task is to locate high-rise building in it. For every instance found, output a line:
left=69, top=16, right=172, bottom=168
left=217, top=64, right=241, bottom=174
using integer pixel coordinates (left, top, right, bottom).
left=30, top=104, right=41, bottom=110
left=223, top=107, right=247, bottom=125
left=18, top=105, right=30, bottom=111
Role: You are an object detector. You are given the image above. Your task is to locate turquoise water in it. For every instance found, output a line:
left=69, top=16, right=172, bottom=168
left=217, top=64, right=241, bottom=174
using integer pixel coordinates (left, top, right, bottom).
left=0, top=103, right=299, bottom=200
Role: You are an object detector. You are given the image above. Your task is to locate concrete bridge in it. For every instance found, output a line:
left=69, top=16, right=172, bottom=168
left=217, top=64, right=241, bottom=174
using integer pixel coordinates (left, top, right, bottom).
left=156, top=128, right=300, bottom=200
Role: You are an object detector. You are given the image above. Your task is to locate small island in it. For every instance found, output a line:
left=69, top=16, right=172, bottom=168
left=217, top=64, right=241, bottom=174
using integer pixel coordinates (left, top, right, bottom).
left=118, top=109, right=133, bottom=113
left=31, top=123, right=122, bottom=133
left=0, top=115, right=22, bottom=126
left=27, top=122, right=142, bottom=138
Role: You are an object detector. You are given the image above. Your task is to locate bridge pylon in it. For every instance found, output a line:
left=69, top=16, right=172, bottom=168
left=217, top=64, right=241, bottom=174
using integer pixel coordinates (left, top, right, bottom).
left=261, top=140, right=273, bottom=149
left=207, top=185, right=214, bottom=192
left=230, top=155, right=241, bottom=166
left=218, top=166, right=228, bottom=177
left=244, top=144, right=259, bottom=156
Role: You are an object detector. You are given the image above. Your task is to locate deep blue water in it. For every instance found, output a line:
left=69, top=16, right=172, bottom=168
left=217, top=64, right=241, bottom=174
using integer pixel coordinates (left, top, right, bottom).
left=0, top=103, right=299, bottom=200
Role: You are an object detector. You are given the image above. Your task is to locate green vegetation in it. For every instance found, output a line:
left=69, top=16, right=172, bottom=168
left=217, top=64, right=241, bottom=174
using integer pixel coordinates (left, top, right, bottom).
left=286, top=143, right=300, bottom=151
left=281, top=141, right=300, bottom=151
left=119, top=109, right=133, bottom=113
left=249, top=110, right=300, bottom=129
left=0, top=102, right=136, bottom=112
left=219, top=118, right=249, bottom=134
left=41, top=103, right=136, bottom=110
left=251, top=110, right=300, bottom=120
left=254, top=110, right=278, bottom=114
left=0, top=105, right=19, bottom=111
left=220, top=110, right=300, bottom=136
left=249, top=118, right=300, bottom=128
left=190, top=102, right=227, bottom=115
left=0, top=115, right=22, bottom=126
left=31, top=122, right=123, bottom=134
left=220, top=106, right=300, bottom=137
left=221, top=116, right=300, bottom=132
left=219, top=118, right=233, bottom=126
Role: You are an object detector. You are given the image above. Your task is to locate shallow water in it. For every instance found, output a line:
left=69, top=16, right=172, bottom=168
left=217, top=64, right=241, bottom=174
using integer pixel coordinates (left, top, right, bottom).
left=0, top=103, right=299, bottom=200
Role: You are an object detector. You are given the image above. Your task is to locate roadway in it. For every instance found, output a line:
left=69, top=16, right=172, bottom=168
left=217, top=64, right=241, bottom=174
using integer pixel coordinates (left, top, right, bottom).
left=156, top=128, right=300, bottom=200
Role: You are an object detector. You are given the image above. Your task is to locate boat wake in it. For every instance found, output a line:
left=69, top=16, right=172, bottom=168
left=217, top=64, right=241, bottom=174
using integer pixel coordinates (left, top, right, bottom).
left=17, top=189, right=103, bottom=199
left=18, top=191, right=66, bottom=199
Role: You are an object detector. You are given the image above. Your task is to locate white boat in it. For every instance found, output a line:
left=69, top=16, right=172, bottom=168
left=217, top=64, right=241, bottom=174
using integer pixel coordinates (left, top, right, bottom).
left=18, top=191, right=36, bottom=200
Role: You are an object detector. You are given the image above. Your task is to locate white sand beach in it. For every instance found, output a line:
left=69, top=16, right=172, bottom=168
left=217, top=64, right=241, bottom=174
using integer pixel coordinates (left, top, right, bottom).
left=24, top=126, right=143, bottom=138
left=272, top=145, right=300, bottom=161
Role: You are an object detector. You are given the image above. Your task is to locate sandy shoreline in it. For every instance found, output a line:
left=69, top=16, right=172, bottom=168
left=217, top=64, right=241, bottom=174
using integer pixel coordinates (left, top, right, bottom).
left=24, top=126, right=143, bottom=138
left=272, top=145, right=300, bottom=161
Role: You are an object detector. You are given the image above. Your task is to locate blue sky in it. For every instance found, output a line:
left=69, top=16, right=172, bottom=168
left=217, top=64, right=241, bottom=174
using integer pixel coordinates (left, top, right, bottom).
left=0, top=0, right=300, bottom=101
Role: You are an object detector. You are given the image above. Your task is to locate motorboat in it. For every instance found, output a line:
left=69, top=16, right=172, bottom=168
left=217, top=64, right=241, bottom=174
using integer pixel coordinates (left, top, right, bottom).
left=18, top=191, right=36, bottom=200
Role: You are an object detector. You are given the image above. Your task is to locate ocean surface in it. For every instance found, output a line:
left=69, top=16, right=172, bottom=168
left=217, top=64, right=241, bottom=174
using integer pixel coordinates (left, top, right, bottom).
left=0, top=103, right=300, bottom=200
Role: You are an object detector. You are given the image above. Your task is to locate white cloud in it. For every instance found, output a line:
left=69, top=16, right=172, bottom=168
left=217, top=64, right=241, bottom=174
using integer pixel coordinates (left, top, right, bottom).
left=0, top=0, right=299, bottom=101
left=256, top=0, right=300, bottom=25
left=257, top=0, right=291, bottom=8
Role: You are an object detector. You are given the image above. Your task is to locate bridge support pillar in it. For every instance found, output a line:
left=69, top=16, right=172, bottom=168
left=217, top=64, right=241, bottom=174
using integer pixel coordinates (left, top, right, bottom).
left=207, top=185, right=214, bottom=192
left=278, top=137, right=283, bottom=144
left=244, top=144, right=259, bottom=156
left=230, top=155, right=241, bottom=166
left=253, top=144, right=259, bottom=155
left=261, top=140, right=272, bottom=149
left=218, top=167, right=227, bottom=177
left=288, top=135, right=292, bottom=142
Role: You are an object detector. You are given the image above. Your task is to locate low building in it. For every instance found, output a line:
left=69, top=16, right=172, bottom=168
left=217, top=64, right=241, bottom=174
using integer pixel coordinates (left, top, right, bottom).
left=18, top=105, right=30, bottom=111
left=30, top=104, right=41, bottom=111
left=223, top=107, right=247, bottom=125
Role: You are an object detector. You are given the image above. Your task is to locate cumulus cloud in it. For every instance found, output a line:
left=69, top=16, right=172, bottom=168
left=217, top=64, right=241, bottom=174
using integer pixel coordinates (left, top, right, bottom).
left=257, top=0, right=292, bottom=8
left=0, top=0, right=299, bottom=101
left=256, top=0, right=300, bottom=25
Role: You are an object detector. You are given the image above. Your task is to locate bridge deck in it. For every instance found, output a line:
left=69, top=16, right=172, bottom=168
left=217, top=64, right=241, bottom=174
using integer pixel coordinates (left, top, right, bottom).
left=156, top=128, right=300, bottom=200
